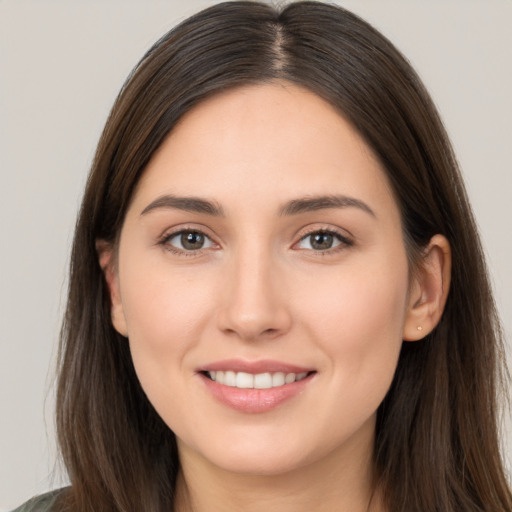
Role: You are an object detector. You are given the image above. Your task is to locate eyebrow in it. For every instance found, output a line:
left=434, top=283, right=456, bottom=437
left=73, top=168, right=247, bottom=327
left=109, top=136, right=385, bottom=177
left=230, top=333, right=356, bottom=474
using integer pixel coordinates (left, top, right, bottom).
left=140, top=194, right=225, bottom=217
left=279, top=195, right=376, bottom=218
left=140, top=193, right=375, bottom=218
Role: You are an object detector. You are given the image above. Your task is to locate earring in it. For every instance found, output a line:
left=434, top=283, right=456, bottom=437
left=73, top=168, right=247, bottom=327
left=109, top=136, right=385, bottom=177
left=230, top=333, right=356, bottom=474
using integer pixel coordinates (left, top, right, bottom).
left=417, top=326, right=423, bottom=331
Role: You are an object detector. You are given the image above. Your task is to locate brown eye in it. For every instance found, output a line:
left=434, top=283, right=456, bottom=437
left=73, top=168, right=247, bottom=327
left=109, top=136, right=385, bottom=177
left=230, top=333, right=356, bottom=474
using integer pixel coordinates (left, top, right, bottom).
left=181, top=231, right=205, bottom=250
left=296, top=230, right=352, bottom=252
left=310, top=232, right=335, bottom=250
left=165, top=230, right=214, bottom=252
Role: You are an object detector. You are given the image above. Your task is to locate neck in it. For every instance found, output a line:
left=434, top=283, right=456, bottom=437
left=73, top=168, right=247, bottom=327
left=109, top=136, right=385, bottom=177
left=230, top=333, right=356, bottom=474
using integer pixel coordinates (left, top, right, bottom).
left=174, top=422, right=384, bottom=512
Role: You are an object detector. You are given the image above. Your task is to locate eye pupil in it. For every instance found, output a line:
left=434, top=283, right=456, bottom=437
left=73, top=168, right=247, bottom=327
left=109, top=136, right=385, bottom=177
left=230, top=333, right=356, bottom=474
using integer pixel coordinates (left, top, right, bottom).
left=311, top=233, right=334, bottom=250
left=181, top=231, right=204, bottom=250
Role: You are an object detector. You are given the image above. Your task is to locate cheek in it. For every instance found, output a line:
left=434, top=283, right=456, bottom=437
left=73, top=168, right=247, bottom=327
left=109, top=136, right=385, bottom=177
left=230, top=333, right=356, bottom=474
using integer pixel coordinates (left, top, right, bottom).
left=291, top=261, right=409, bottom=449
left=122, top=254, right=214, bottom=334
left=118, top=258, right=217, bottom=390
left=298, top=254, right=409, bottom=390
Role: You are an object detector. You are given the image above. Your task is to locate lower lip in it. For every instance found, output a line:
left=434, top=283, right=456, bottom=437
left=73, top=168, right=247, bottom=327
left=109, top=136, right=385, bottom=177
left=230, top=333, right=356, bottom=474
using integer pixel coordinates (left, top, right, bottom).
left=200, top=373, right=314, bottom=413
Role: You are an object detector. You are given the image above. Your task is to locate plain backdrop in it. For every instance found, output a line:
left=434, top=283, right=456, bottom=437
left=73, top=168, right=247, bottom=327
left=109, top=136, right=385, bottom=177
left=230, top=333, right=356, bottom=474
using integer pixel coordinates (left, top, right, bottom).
left=1, top=0, right=511, bottom=509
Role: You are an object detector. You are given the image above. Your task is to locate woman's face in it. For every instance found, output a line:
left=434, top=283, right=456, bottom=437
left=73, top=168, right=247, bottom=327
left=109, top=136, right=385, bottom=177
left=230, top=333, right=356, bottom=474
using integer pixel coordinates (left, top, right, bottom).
left=108, top=83, right=416, bottom=476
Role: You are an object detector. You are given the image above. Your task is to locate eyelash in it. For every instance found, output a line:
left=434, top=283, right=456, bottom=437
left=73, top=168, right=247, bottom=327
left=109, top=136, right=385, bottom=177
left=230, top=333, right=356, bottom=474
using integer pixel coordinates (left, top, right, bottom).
left=295, top=228, right=354, bottom=255
left=158, top=227, right=217, bottom=257
left=158, top=227, right=353, bottom=257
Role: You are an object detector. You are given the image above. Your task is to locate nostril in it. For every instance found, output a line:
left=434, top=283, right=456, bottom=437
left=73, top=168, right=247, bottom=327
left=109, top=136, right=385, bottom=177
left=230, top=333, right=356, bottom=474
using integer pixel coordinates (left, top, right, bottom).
left=216, top=294, right=293, bottom=341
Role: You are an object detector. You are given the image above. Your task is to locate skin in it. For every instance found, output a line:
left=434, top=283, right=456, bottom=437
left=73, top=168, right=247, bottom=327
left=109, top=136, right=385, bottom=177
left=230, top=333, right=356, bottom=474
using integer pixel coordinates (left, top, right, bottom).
left=100, top=82, right=451, bottom=512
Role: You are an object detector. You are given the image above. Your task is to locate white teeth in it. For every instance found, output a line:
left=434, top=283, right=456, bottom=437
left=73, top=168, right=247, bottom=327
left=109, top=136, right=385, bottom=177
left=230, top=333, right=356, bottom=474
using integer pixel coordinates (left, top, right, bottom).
left=254, top=372, right=272, bottom=389
left=207, top=370, right=310, bottom=389
left=285, top=373, right=296, bottom=384
left=272, top=372, right=285, bottom=387
left=236, top=372, right=254, bottom=388
left=224, top=371, right=236, bottom=387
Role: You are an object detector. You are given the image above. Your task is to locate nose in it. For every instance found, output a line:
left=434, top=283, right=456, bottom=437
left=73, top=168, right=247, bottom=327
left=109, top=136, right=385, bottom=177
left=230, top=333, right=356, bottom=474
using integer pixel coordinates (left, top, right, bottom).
left=216, top=246, right=292, bottom=341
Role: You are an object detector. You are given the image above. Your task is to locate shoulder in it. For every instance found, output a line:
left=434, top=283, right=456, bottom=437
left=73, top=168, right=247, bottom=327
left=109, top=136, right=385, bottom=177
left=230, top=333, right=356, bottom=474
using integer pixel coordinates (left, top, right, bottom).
left=11, top=488, right=67, bottom=512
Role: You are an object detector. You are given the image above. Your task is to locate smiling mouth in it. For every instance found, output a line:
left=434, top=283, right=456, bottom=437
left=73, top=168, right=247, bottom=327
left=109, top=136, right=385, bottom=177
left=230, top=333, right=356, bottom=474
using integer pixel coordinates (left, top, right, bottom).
left=199, top=364, right=316, bottom=413
left=203, top=370, right=313, bottom=389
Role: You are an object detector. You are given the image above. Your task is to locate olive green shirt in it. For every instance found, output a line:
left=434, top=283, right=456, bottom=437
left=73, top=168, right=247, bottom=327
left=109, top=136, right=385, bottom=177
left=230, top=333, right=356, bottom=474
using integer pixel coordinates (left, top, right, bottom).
left=11, top=489, right=63, bottom=512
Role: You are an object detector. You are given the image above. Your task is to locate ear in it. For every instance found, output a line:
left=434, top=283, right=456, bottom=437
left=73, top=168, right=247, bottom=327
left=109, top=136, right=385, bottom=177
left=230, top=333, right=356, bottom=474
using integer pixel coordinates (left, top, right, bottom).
left=403, top=234, right=451, bottom=341
left=96, top=239, right=128, bottom=337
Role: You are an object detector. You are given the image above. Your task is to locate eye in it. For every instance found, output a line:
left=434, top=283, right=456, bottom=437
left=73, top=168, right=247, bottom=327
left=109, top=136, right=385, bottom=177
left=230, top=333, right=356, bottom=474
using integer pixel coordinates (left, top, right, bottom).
left=296, top=230, right=352, bottom=252
left=163, top=230, right=215, bottom=252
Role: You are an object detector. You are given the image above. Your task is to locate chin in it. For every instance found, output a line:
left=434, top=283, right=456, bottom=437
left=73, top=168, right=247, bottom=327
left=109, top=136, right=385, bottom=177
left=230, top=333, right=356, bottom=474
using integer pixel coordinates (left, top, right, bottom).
left=178, top=427, right=337, bottom=478
left=208, top=447, right=311, bottom=477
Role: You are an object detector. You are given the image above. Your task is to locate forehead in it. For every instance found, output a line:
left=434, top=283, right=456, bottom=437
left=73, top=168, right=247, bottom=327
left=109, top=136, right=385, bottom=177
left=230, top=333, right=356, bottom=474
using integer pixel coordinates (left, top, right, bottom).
left=132, top=82, right=398, bottom=219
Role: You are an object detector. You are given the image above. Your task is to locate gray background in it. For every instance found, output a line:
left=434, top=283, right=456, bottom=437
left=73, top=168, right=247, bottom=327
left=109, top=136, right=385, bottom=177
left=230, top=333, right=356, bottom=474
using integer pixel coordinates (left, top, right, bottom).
left=1, top=0, right=511, bottom=508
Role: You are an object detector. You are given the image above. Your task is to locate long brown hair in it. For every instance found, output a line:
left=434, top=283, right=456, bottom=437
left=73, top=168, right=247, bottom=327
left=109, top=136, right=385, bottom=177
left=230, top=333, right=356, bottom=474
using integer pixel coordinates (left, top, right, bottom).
left=55, top=2, right=511, bottom=511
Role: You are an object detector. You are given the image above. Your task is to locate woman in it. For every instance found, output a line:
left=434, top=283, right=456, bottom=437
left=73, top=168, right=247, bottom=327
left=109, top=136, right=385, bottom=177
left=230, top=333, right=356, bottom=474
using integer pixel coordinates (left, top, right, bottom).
left=15, top=1, right=511, bottom=511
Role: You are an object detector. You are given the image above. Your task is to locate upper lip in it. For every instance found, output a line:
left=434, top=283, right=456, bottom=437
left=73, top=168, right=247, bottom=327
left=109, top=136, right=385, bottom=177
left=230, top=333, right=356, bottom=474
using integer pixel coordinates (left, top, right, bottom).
left=198, top=359, right=314, bottom=374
